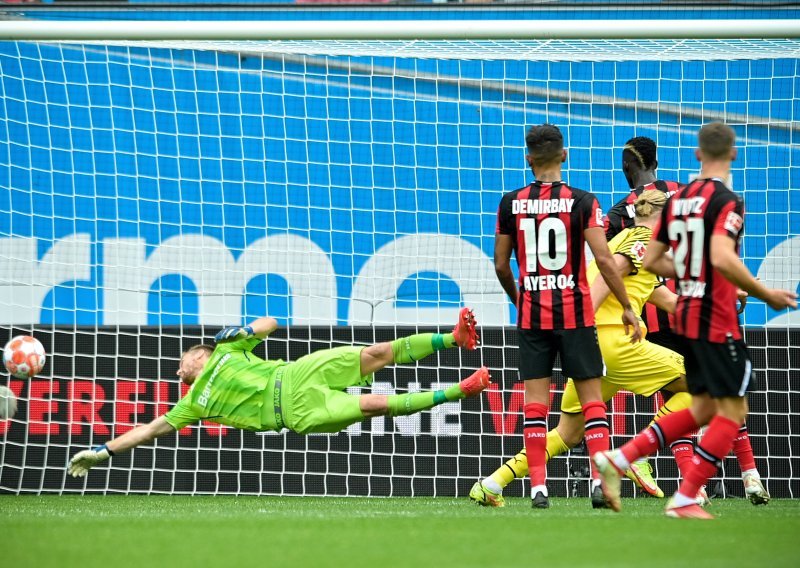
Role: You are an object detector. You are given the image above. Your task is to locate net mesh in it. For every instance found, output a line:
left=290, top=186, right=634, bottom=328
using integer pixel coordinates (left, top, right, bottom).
left=0, top=38, right=798, bottom=497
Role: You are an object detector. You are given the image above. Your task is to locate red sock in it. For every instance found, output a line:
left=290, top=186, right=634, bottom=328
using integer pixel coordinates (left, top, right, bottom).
left=669, top=437, right=695, bottom=478
left=621, top=408, right=699, bottom=465
left=523, top=402, right=549, bottom=488
left=732, top=424, right=756, bottom=472
left=582, top=401, right=609, bottom=480
left=678, top=415, right=740, bottom=498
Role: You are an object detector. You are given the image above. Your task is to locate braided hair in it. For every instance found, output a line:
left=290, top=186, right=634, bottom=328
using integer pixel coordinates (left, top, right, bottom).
left=623, top=136, right=657, bottom=171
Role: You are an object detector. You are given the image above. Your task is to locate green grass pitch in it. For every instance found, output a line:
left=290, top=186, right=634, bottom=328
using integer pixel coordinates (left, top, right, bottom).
left=2, top=495, right=799, bottom=568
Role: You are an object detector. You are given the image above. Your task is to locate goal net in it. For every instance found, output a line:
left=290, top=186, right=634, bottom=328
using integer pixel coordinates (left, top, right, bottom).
left=1, top=30, right=798, bottom=498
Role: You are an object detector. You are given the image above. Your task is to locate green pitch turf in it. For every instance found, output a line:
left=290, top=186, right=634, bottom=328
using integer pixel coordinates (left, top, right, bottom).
left=2, top=495, right=799, bottom=568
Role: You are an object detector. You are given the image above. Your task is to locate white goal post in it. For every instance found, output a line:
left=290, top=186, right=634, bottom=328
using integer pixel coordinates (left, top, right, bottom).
left=0, top=18, right=798, bottom=498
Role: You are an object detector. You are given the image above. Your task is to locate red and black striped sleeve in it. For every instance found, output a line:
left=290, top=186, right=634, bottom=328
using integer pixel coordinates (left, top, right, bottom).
left=605, top=191, right=638, bottom=241
left=496, top=192, right=517, bottom=236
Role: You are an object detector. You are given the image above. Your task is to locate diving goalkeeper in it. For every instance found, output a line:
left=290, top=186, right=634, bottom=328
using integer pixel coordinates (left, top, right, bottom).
left=68, top=309, right=490, bottom=477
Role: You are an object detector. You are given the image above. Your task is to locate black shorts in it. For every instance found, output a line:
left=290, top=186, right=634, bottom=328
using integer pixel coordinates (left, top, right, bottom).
left=683, top=336, right=753, bottom=398
left=518, top=327, right=605, bottom=381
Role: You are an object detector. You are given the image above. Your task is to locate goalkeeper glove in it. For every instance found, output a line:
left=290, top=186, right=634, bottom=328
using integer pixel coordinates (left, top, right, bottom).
left=68, top=444, right=114, bottom=478
left=214, top=325, right=255, bottom=343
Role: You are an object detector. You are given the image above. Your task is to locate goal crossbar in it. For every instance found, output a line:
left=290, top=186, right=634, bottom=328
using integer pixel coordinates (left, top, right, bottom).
left=0, top=19, right=799, bottom=41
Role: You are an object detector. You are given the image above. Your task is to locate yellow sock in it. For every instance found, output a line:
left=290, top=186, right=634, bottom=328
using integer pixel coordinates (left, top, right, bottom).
left=489, top=448, right=527, bottom=489
left=649, top=391, right=692, bottom=427
left=546, top=429, right=571, bottom=461
left=487, top=430, right=571, bottom=490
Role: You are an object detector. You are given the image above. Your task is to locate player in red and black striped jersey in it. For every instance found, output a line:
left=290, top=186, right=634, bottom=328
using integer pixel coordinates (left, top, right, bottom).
left=604, top=136, right=684, bottom=496
left=606, top=180, right=681, bottom=240
left=606, top=136, right=683, bottom=242
left=607, top=136, right=684, bottom=351
left=495, top=124, right=641, bottom=509
left=601, top=135, right=771, bottom=505
left=496, top=180, right=603, bottom=330
left=605, top=136, right=766, bottom=503
left=593, top=122, right=797, bottom=519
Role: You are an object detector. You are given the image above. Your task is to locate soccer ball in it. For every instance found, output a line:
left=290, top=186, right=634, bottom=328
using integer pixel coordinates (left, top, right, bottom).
left=3, top=335, right=46, bottom=379
left=0, top=385, right=17, bottom=420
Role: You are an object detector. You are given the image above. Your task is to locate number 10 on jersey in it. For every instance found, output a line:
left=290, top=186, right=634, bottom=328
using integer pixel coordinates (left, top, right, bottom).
left=520, top=217, right=568, bottom=273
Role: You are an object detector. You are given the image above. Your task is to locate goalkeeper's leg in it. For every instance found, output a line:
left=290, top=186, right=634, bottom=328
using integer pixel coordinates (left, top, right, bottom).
left=359, top=307, right=479, bottom=377
left=360, top=367, right=491, bottom=418
left=302, top=367, right=492, bottom=434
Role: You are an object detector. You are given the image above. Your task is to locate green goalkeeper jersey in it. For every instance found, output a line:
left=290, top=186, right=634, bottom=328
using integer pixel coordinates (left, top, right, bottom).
left=165, top=337, right=287, bottom=431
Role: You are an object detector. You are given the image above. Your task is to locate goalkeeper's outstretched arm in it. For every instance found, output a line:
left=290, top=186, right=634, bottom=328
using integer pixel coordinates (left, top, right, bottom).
left=107, top=415, right=176, bottom=453
left=67, top=415, right=176, bottom=477
left=214, top=316, right=279, bottom=342
left=249, top=316, right=279, bottom=338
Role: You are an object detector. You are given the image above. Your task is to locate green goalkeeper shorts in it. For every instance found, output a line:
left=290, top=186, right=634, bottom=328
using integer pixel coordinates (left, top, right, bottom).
left=281, top=346, right=374, bottom=435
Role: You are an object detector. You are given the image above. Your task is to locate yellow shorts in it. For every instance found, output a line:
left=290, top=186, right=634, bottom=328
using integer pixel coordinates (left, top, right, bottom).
left=561, top=325, right=685, bottom=413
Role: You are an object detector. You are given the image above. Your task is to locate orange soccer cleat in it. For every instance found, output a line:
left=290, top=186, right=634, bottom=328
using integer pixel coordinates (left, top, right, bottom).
left=459, top=367, right=492, bottom=398
left=452, top=307, right=480, bottom=350
left=665, top=499, right=715, bottom=520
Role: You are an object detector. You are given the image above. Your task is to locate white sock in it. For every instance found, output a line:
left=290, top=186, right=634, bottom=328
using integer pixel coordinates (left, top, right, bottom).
left=482, top=478, right=503, bottom=494
left=671, top=491, right=696, bottom=508
left=742, top=469, right=759, bottom=479
left=613, top=452, right=631, bottom=472
left=590, top=478, right=602, bottom=491
left=531, top=485, right=548, bottom=498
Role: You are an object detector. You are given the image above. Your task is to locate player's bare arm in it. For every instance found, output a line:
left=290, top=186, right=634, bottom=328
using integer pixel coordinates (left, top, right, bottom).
left=494, top=233, right=518, bottom=305
left=589, top=253, right=634, bottom=312
left=647, top=285, right=678, bottom=314
left=250, top=316, right=279, bottom=338
left=642, top=239, right=677, bottom=280
left=709, top=235, right=798, bottom=311
left=68, top=416, right=178, bottom=477
left=585, top=226, right=642, bottom=341
left=108, top=415, right=176, bottom=454
left=736, top=288, right=748, bottom=314
left=645, top=277, right=741, bottom=316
